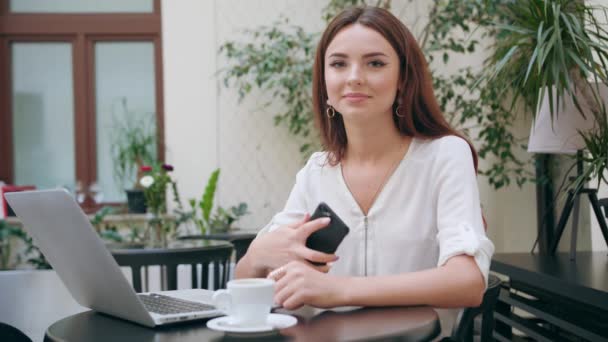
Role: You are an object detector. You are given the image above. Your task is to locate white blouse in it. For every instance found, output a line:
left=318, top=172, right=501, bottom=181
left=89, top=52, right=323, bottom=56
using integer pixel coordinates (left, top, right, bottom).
left=260, top=135, right=495, bottom=287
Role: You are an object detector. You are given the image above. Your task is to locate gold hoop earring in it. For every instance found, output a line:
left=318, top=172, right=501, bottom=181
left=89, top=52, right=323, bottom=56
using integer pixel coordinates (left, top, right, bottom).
left=326, top=105, right=336, bottom=118
left=395, top=106, right=405, bottom=118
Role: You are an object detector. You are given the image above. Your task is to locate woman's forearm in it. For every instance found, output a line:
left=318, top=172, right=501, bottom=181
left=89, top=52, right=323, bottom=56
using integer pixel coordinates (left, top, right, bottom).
left=341, top=255, right=485, bottom=308
left=234, top=252, right=267, bottom=279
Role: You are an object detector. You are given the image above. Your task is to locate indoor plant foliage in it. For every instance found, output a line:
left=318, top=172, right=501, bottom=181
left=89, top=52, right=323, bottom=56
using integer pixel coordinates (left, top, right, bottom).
left=483, top=0, right=608, bottom=117
left=0, top=220, right=25, bottom=269
left=187, top=169, right=249, bottom=235
left=112, top=111, right=157, bottom=190
left=0, top=220, right=50, bottom=270
left=483, top=0, right=608, bottom=191
left=140, top=164, right=179, bottom=216
left=421, top=0, right=532, bottom=188
left=140, top=164, right=182, bottom=246
left=110, top=99, right=158, bottom=212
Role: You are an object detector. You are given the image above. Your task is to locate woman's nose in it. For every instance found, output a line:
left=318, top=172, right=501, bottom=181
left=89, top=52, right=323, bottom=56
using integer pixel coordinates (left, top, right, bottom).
left=347, top=65, right=363, bottom=86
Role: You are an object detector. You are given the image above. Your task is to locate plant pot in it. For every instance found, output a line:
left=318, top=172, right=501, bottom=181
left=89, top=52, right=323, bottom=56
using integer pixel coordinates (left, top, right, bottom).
left=125, top=189, right=147, bottom=214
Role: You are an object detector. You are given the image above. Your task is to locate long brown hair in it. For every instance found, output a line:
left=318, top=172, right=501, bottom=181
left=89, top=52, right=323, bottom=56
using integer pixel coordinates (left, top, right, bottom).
left=312, top=6, right=478, bottom=171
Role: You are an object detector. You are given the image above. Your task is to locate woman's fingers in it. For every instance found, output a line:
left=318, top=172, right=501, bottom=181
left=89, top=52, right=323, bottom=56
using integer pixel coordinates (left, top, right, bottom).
left=312, top=263, right=331, bottom=273
left=298, top=217, right=331, bottom=237
left=274, top=276, right=296, bottom=306
left=286, top=213, right=311, bottom=229
left=297, top=246, right=338, bottom=264
left=282, top=293, right=306, bottom=310
left=267, top=265, right=287, bottom=282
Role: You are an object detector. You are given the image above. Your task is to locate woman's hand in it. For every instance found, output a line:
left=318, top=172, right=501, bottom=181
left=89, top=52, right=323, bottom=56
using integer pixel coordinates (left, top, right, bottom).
left=238, top=215, right=339, bottom=277
left=270, top=260, right=348, bottom=310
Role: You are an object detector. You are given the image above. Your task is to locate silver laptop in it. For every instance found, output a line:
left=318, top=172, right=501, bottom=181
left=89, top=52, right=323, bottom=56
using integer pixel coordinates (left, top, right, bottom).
left=5, top=189, right=222, bottom=327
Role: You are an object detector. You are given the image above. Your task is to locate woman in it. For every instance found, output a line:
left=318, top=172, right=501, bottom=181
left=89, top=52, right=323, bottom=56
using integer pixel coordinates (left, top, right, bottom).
left=235, top=6, right=494, bottom=312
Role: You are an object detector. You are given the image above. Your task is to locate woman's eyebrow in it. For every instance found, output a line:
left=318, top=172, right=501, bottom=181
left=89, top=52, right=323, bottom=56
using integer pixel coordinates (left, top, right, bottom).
left=327, top=52, right=389, bottom=58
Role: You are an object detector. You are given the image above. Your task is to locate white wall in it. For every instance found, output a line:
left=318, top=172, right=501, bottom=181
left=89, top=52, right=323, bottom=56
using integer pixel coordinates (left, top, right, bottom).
left=162, top=0, right=218, bottom=211
left=162, top=0, right=608, bottom=253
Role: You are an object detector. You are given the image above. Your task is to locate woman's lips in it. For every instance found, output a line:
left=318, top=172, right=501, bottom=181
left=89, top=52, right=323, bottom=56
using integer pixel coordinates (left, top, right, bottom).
left=343, top=93, right=370, bottom=103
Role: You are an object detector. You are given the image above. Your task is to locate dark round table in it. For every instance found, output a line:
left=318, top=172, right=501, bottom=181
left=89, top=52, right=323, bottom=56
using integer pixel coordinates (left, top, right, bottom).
left=45, top=306, right=441, bottom=341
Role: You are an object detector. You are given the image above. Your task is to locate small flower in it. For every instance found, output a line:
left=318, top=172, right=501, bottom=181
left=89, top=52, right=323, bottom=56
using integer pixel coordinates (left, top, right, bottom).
left=141, top=165, right=153, bottom=172
left=140, top=175, right=154, bottom=188
left=162, top=164, right=174, bottom=171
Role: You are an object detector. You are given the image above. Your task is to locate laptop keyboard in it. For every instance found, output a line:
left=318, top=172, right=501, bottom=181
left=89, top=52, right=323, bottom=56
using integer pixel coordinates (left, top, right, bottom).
left=138, top=293, right=215, bottom=315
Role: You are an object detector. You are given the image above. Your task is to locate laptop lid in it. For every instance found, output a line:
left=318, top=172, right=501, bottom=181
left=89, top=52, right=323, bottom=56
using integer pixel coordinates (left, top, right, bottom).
left=5, top=189, right=155, bottom=327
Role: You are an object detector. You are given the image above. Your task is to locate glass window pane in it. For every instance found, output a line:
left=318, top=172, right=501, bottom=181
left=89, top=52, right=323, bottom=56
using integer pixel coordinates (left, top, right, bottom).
left=95, top=41, right=157, bottom=202
left=10, top=0, right=153, bottom=13
left=11, top=43, right=76, bottom=191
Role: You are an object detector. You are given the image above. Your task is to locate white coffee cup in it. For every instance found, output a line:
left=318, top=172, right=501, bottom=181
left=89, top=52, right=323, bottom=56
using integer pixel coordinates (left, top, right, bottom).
left=212, top=278, right=275, bottom=327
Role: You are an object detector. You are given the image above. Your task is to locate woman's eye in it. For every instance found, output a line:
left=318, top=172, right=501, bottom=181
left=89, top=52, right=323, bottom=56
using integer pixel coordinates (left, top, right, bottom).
left=329, top=61, right=346, bottom=68
left=369, top=60, right=386, bottom=68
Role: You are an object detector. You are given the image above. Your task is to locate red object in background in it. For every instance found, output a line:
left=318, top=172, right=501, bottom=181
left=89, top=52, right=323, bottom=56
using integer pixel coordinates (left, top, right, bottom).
left=1, top=185, right=36, bottom=217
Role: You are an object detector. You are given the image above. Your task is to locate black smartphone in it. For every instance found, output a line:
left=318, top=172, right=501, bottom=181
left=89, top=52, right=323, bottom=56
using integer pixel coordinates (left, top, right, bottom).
left=305, top=202, right=350, bottom=263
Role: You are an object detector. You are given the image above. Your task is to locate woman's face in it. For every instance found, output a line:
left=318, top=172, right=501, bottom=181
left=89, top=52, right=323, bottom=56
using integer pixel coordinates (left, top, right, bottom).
left=324, top=23, right=400, bottom=121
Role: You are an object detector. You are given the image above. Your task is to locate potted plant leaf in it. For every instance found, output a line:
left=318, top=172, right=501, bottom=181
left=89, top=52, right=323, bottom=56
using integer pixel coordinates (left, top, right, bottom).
left=185, top=169, right=249, bottom=235
left=111, top=99, right=157, bottom=213
left=483, top=0, right=608, bottom=183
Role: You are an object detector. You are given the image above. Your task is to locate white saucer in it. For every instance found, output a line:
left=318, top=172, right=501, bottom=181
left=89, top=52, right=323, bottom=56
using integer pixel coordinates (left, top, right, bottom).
left=206, top=313, right=298, bottom=333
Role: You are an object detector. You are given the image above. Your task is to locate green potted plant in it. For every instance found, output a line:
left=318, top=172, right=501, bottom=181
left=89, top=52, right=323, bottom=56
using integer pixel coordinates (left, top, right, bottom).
left=111, top=100, right=157, bottom=213
left=185, top=169, right=249, bottom=235
left=139, top=163, right=183, bottom=246
left=480, top=0, right=608, bottom=252
left=483, top=0, right=608, bottom=185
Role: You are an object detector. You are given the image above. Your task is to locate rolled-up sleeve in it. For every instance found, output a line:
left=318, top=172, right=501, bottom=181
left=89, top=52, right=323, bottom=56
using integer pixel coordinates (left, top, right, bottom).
left=434, top=137, right=495, bottom=287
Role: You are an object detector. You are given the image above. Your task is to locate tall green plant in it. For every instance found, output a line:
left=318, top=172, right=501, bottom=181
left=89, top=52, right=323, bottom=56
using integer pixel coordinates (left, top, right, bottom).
left=483, top=0, right=608, bottom=118
left=481, top=0, right=608, bottom=193
left=188, top=169, right=248, bottom=234
left=423, top=0, right=532, bottom=188
left=201, top=169, right=220, bottom=222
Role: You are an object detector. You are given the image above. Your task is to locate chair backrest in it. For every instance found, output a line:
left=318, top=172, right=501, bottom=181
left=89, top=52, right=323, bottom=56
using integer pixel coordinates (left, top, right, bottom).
left=451, top=273, right=502, bottom=342
left=189, top=245, right=234, bottom=290
left=111, top=242, right=234, bottom=292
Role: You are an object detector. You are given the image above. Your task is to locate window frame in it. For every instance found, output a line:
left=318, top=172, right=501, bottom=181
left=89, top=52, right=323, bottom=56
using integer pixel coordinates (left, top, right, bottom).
left=0, top=0, right=165, bottom=211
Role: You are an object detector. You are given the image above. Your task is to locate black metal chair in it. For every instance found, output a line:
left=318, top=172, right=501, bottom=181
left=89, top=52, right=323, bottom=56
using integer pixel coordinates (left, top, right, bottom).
left=179, top=231, right=256, bottom=263
left=450, top=273, right=502, bottom=342
left=110, top=240, right=233, bottom=292
left=0, top=322, right=32, bottom=342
